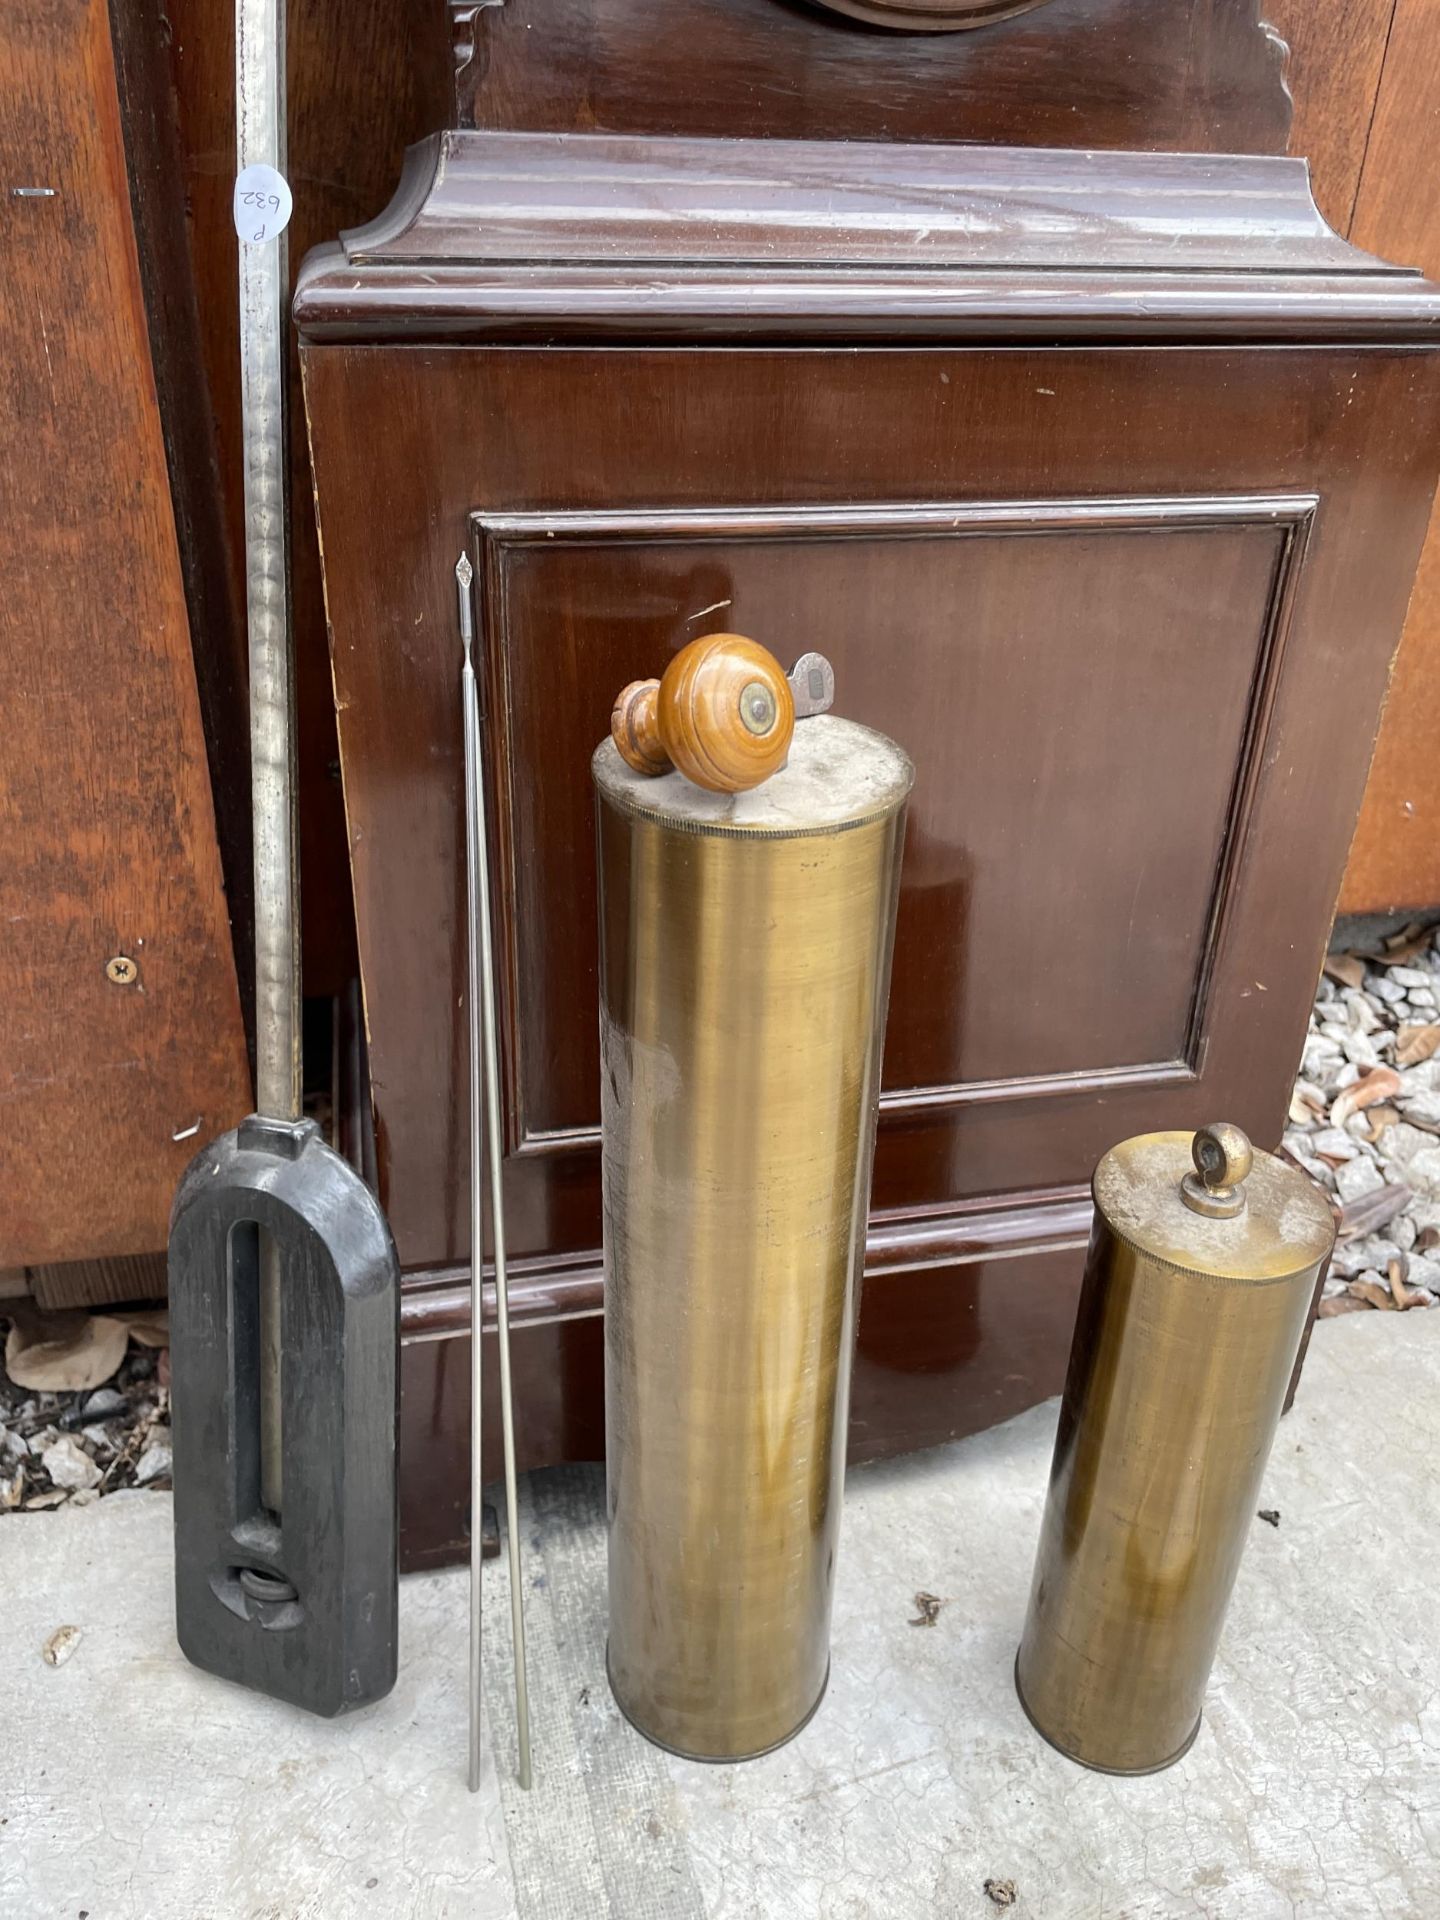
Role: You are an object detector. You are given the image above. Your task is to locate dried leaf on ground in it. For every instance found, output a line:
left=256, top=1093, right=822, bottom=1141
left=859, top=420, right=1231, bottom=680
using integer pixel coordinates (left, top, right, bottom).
left=1363, top=1106, right=1401, bottom=1143
left=41, top=1625, right=82, bottom=1668
left=1416, top=1226, right=1440, bottom=1254
left=1323, top=954, right=1366, bottom=989
left=1374, top=925, right=1433, bottom=966
left=1338, top=1183, right=1413, bottom=1241
left=23, top=1489, right=69, bottom=1510
left=4, top=1311, right=128, bottom=1393
left=1318, top=1293, right=1373, bottom=1318
left=115, top=1308, right=169, bottom=1349
left=1331, top=1067, right=1402, bottom=1129
left=1387, top=1258, right=1428, bottom=1309
left=1396, top=1025, right=1440, bottom=1069
left=1347, top=1278, right=1396, bottom=1311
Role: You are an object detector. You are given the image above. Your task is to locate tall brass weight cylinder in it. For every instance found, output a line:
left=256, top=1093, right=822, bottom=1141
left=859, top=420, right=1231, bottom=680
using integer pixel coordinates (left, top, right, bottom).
left=594, top=715, right=912, bottom=1761
left=1016, top=1124, right=1335, bottom=1774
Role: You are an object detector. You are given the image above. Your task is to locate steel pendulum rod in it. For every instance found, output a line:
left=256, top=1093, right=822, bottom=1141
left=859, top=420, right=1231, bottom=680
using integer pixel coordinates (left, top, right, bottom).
left=238, top=0, right=297, bottom=1520
left=461, top=552, right=485, bottom=1794
left=457, top=555, right=533, bottom=1793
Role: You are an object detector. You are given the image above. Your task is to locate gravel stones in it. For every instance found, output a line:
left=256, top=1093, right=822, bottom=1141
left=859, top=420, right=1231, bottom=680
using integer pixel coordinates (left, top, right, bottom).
left=40, top=1435, right=102, bottom=1491
left=133, top=1440, right=172, bottom=1487
left=1, top=1315, right=171, bottom=1512
left=1296, top=922, right=1440, bottom=1315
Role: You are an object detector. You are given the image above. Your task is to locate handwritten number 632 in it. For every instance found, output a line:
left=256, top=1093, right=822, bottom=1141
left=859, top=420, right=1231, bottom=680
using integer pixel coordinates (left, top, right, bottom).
left=241, top=188, right=281, bottom=241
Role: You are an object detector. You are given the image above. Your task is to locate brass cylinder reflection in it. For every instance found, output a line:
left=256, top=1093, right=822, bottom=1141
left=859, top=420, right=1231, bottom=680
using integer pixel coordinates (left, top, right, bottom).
left=1016, top=1130, right=1335, bottom=1775
left=594, top=718, right=911, bottom=1761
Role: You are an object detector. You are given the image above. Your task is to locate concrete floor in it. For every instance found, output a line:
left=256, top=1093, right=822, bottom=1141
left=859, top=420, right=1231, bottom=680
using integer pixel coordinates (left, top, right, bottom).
left=3, top=1311, right=1438, bottom=1919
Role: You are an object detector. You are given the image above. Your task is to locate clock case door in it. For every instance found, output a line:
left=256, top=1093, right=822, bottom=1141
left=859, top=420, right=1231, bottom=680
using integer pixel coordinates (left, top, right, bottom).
left=299, top=133, right=1440, bottom=1570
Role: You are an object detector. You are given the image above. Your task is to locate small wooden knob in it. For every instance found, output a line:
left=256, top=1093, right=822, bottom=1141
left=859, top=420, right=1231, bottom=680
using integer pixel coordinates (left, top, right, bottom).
left=611, top=635, right=796, bottom=793
left=611, top=679, right=669, bottom=776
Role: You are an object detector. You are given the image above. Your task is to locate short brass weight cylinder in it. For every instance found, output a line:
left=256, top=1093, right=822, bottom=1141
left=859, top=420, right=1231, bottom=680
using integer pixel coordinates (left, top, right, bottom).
left=1016, top=1124, right=1336, bottom=1775
left=594, top=711, right=913, bottom=1761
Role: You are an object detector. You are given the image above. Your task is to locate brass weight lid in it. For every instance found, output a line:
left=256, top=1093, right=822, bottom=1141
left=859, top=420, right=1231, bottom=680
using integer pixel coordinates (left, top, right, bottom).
left=1094, top=1124, right=1336, bottom=1283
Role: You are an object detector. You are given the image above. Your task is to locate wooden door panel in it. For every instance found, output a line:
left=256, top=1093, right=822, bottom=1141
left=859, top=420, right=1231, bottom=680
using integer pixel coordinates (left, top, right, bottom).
left=305, top=343, right=1438, bottom=1273
left=482, top=503, right=1299, bottom=1158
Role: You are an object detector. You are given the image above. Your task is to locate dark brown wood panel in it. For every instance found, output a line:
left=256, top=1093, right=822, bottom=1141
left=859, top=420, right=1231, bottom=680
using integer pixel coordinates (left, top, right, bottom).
left=479, top=504, right=1300, bottom=1151
left=0, top=0, right=251, bottom=1266
left=458, top=0, right=1292, bottom=156
left=849, top=1246, right=1088, bottom=1461
left=303, top=344, right=1439, bottom=1279
left=399, top=1241, right=1087, bottom=1571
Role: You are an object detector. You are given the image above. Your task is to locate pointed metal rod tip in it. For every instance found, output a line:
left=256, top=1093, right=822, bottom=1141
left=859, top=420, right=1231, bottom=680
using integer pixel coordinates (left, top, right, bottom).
left=455, top=552, right=476, bottom=651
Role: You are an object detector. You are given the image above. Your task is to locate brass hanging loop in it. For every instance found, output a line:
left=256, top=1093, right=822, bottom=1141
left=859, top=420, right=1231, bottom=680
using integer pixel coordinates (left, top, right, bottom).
left=1181, top=1122, right=1253, bottom=1219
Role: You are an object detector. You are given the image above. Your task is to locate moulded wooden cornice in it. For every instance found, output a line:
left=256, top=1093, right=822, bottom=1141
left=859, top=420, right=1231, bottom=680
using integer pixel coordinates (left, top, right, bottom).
left=294, top=130, right=1440, bottom=347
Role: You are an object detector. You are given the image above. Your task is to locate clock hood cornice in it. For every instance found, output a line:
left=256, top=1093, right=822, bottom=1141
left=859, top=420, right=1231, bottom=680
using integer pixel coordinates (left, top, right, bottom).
left=295, top=131, right=1440, bottom=348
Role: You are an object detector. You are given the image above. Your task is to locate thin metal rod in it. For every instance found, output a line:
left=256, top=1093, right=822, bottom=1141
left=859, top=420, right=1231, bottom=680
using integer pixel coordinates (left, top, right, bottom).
left=458, top=555, right=533, bottom=1792
left=238, top=0, right=297, bottom=1124
left=461, top=558, right=486, bottom=1796
left=238, top=0, right=295, bottom=1518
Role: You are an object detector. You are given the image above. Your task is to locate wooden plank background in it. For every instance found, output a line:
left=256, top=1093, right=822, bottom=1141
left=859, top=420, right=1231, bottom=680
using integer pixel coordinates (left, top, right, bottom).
left=1336, top=0, right=1440, bottom=912
left=0, top=0, right=251, bottom=1268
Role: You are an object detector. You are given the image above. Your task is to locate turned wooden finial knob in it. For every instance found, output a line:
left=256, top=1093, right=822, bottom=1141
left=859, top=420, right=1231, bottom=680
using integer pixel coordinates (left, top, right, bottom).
left=611, top=678, right=669, bottom=776
left=610, top=634, right=797, bottom=793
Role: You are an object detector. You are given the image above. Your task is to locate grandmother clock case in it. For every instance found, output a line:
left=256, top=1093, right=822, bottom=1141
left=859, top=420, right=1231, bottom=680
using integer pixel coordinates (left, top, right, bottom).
left=298, top=0, right=1440, bottom=1570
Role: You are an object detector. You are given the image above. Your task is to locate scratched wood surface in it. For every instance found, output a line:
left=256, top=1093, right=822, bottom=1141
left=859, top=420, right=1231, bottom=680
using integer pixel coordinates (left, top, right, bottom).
left=1339, top=0, right=1440, bottom=913
left=0, top=0, right=251, bottom=1267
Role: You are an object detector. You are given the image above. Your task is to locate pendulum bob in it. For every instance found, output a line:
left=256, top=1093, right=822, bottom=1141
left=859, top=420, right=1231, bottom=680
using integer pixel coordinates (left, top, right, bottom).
left=169, top=1117, right=400, bottom=1716
left=594, top=714, right=913, bottom=1761
left=1015, top=1124, right=1335, bottom=1774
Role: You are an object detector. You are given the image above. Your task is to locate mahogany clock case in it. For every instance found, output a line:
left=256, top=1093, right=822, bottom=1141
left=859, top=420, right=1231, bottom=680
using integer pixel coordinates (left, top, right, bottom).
left=298, top=123, right=1440, bottom=1571
left=452, top=0, right=1292, bottom=154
